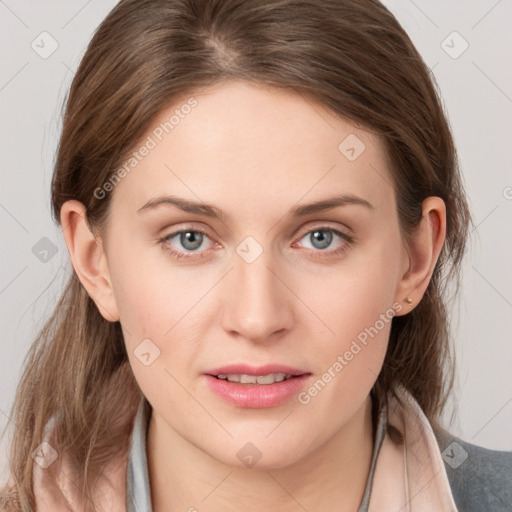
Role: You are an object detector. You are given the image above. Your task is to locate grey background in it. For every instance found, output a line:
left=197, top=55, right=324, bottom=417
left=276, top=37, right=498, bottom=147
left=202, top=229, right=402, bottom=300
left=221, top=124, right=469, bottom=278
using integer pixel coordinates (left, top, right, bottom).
left=1, top=0, right=511, bottom=481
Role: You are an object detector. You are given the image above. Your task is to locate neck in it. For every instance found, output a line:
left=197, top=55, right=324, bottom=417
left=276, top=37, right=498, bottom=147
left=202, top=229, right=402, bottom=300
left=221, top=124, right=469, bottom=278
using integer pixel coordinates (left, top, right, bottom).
left=146, top=395, right=374, bottom=512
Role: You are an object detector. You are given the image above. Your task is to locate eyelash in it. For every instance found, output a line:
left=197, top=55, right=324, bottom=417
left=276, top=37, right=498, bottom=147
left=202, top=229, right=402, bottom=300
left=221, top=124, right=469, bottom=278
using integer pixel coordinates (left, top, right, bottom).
left=159, top=225, right=354, bottom=261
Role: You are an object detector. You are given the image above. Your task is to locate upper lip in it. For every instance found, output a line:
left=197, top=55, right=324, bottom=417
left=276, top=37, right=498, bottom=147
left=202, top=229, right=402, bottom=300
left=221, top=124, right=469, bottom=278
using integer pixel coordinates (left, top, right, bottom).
left=205, top=364, right=309, bottom=377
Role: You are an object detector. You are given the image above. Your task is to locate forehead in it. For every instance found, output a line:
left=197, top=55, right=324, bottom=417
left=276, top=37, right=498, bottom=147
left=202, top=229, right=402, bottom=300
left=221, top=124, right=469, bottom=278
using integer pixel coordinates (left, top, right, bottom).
left=110, top=80, right=394, bottom=220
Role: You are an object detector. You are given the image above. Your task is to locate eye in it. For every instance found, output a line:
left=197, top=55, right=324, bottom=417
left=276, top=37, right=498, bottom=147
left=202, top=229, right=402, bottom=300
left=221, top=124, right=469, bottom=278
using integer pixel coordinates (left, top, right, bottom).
left=296, top=227, right=352, bottom=255
left=160, top=225, right=353, bottom=261
left=160, top=227, right=217, bottom=259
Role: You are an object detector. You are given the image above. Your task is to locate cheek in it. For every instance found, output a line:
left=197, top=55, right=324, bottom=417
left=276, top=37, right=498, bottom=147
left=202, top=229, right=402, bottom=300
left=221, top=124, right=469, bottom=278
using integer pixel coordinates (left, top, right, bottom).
left=294, top=236, right=401, bottom=390
left=107, top=237, right=191, bottom=336
left=107, top=243, right=214, bottom=382
left=302, top=244, right=399, bottom=337
left=110, top=259, right=204, bottom=412
left=295, top=271, right=395, bottom=424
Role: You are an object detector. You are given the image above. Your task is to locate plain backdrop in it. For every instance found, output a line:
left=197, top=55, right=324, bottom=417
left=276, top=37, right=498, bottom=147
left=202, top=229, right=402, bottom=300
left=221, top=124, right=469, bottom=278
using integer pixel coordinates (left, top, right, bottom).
left=1, top=0, right=511, bottom=481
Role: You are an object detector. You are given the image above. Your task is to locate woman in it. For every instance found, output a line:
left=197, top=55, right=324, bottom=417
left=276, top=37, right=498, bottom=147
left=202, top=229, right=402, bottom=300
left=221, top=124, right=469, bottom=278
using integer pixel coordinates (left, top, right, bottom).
left=1, top=0, right=511, bottom=510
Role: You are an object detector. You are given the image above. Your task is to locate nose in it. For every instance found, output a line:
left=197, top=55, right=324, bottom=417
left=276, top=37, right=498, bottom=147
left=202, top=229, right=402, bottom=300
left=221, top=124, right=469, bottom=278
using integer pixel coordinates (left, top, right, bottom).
left=220, top=247, right=295, bottom=344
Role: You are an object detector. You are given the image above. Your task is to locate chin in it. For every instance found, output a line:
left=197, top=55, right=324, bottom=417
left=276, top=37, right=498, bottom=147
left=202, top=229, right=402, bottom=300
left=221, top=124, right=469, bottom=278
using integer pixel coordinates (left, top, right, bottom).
left=205, top=437, right=314, bottom=471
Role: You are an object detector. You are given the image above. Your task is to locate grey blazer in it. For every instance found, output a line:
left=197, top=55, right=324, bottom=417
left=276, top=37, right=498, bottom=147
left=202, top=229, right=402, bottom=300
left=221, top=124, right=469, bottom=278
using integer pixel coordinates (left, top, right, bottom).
left=434, top=427, right=512, bottom=511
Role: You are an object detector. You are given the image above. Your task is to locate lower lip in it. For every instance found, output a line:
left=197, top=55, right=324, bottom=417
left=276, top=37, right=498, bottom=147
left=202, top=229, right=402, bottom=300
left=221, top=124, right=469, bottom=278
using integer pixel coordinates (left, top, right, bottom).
left=204, top=374, right=311, bottom=408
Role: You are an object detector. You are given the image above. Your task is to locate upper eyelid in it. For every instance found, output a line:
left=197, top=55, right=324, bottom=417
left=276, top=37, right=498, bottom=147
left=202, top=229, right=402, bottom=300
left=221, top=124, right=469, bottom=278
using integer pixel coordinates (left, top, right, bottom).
left=296, top=222, right=352, bottom=236
left=162, top=224, right=212, bottom=239
left=163, top=223, right=350, bottom=237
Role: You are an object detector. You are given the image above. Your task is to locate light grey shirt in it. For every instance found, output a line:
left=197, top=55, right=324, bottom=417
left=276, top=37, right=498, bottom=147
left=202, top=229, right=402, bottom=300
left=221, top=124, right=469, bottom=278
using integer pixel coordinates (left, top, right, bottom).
left=125, top=398, right=388, bottom=512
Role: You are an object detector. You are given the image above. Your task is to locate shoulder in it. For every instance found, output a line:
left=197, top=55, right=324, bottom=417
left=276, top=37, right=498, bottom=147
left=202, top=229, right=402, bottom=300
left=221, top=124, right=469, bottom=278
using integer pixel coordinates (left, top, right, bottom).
left=433, top=427, right=512, bottom=512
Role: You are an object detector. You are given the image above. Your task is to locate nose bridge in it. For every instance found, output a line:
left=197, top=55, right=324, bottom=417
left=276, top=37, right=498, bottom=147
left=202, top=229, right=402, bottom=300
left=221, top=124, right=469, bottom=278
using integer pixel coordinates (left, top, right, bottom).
left=221, top=240, right=293, bottom=341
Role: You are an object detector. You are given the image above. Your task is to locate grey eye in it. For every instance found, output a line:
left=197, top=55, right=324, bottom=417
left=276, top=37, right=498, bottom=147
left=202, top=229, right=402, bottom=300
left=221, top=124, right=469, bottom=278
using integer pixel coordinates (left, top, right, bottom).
left=172, top=231, right=205, bottom=251
left=304, top=229, right=334, bottom=250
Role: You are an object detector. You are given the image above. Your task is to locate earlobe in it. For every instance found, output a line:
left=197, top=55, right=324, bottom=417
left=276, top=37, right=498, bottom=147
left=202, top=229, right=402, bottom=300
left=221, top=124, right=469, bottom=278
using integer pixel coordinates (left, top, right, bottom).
left=394, top=197, right=446, bottom=315
left=60, top=200, right=120, bottom=322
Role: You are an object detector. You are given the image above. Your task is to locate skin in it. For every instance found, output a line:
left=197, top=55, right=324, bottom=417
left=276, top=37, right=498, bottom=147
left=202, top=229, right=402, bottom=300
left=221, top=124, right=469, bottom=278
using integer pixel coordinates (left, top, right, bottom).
left=61, top=79, right=446, bottom=511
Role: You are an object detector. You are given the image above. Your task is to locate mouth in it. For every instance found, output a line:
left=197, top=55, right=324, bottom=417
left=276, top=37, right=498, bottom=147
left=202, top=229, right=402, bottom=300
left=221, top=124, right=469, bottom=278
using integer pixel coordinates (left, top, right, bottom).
left=214, top=373, right=297, bottom=384
left=204, top=364, right=311, bottom=408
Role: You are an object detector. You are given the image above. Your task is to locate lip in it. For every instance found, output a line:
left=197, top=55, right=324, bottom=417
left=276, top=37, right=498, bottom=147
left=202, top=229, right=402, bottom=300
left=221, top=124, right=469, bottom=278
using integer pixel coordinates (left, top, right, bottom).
left=203, top=364, right=311, bottom=408
left=205, top=364, right=308, bottom=377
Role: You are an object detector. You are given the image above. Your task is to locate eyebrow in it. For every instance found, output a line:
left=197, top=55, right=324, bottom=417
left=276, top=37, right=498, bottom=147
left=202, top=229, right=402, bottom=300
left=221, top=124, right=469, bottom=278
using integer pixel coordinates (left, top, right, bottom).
left=137, top=193, right=374, bottom=220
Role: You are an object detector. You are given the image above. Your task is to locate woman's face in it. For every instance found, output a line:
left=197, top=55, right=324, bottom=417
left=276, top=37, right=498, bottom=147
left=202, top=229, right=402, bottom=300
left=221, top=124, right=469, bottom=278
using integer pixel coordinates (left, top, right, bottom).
left=101, top=80, right=410, bottom=468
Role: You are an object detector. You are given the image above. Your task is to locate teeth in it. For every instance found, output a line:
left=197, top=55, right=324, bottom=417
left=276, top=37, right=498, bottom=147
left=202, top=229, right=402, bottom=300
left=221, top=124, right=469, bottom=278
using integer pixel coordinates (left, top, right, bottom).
left=216, top=373, right=293, bottom=384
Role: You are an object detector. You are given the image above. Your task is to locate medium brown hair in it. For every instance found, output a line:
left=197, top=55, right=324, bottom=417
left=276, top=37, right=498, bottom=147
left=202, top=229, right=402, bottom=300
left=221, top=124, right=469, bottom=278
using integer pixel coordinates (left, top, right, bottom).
left=1, top=0, right=471, bottom=509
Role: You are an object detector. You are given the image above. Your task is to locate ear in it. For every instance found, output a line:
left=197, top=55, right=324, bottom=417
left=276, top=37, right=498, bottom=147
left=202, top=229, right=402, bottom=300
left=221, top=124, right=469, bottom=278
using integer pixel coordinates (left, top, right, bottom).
left=394, top=196, right=446, bottom=316
left=60, top=200, right=120, bottom=322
